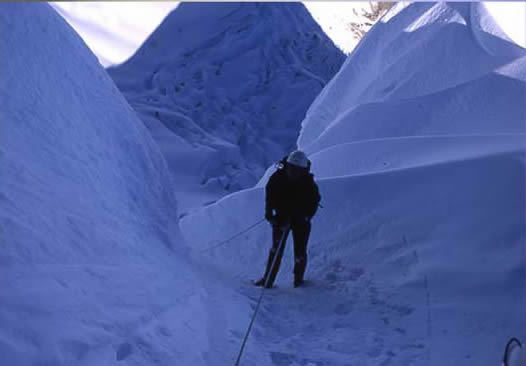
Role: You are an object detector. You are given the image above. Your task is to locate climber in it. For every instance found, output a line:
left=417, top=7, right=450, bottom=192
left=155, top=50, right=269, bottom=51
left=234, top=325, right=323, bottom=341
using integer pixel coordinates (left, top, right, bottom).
left=253, top=150, right=321, bottom=288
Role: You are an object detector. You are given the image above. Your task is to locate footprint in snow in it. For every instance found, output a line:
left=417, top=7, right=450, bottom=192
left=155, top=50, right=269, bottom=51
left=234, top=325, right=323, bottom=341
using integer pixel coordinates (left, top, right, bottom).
left=334, top=301, right=354, bottom=315
left=115, top=342, right=133, bottom=361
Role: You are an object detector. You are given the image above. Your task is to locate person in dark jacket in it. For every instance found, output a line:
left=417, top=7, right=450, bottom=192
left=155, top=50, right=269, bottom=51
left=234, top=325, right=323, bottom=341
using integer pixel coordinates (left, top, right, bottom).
left=254, top=150, right=321, bottom=288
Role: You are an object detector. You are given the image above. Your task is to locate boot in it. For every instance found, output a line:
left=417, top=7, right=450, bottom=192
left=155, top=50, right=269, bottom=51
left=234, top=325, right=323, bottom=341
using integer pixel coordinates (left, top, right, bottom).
left=253, top=278, right=273, bottom=289
left=253, top=278, right=265, bottom=287
left=294, top=278, right=304, bottom=288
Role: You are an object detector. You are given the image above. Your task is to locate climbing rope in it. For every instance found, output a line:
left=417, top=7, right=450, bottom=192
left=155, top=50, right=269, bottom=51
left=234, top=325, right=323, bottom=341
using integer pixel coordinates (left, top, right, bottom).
left=234, top=224, right=291, bottom=366
left=194, top=206, right=322, bottom=364
left=200, top=218, right=266, bottom=253
left=200, top=201, right=323, bottom=254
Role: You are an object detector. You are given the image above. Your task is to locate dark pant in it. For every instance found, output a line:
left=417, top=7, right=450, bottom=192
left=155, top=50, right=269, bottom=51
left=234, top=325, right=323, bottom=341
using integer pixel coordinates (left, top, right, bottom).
left=262, top=219, right=311, bottom=287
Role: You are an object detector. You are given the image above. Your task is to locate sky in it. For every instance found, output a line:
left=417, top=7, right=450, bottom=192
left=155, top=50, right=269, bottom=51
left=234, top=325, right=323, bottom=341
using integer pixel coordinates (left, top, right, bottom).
left=485, top=1, right=526, bottom=47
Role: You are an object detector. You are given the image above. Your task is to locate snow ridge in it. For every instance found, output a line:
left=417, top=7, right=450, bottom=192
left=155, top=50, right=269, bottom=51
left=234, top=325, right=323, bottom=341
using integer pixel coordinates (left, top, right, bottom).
left=297, top=2, right=525, bottom=153
left=108, top=2, right=345, bottom=212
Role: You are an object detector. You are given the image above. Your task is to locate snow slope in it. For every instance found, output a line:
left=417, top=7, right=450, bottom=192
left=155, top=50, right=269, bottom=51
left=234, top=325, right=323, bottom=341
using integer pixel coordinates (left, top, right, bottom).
left=0, top=4, right=245, bottom=365
left=181, top=2, right=526, bottom=365
left=108, top=2, right=345, bottom=213
left=298, top=2, right=525, bottom=154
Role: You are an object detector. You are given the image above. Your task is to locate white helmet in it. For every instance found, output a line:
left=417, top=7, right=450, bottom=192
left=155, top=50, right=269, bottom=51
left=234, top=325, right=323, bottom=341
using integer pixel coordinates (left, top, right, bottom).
left=286, top=150, right=309, bottom=168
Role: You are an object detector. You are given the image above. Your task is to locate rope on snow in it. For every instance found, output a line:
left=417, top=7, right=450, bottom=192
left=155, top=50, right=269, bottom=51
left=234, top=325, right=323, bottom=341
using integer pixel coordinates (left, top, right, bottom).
left=234, top=224, right=291, bottom=366
left=200, top=218, right=266, bottom=253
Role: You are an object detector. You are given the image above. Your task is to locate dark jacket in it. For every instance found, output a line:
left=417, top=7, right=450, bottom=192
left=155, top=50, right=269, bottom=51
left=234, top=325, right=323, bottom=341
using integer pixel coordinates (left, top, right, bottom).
left=265, top=167, right=321, bottom=223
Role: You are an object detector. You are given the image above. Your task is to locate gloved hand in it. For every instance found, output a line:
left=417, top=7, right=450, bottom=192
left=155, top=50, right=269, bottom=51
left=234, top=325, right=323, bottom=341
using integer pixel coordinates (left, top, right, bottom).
left=265, top=212, right=277, bottom=226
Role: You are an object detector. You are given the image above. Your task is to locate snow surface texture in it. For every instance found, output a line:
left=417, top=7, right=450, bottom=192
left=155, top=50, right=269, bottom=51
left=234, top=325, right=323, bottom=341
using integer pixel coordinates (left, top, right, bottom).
left=108, top=2, right=345, bottom=214
left=1, top=4, right=241, bottom=365
left=182, top=2, right=526, bottom=365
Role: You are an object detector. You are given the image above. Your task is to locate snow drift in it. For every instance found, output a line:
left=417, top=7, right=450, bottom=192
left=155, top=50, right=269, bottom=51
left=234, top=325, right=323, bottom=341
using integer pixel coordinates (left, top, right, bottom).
left=298, top=2, right=525, bottom=154
left=182, top=2, right=526, bottom=365
left=108, top=2, right=345, bottom=213
left=0, top=4, right=231, bottom=365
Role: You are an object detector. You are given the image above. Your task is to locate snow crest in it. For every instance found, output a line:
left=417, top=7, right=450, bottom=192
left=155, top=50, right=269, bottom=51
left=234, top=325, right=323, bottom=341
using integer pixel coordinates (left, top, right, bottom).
left=108, top=2, right=345, bottom=212
left=297, top=2, right=525, bottom=154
